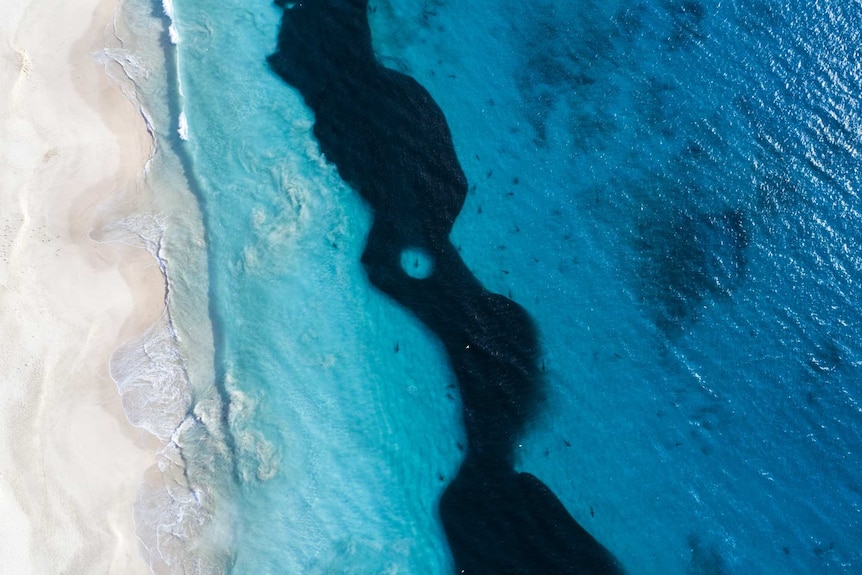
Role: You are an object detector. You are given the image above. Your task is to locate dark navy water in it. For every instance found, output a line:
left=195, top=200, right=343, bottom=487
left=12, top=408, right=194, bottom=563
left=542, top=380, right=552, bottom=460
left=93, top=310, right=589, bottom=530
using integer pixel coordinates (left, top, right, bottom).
left=152, top=0, right=862, bottom=572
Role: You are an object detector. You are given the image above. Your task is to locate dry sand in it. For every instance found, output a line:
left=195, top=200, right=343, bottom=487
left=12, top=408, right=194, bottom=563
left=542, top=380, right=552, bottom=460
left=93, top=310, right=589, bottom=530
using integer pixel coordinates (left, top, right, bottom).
left=0, top=0, right=163, bottom=572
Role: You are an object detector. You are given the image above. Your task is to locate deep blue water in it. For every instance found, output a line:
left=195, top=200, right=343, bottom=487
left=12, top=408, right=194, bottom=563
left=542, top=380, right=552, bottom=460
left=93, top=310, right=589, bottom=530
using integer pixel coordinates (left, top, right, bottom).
left=155, top=0, right=862, bottom=572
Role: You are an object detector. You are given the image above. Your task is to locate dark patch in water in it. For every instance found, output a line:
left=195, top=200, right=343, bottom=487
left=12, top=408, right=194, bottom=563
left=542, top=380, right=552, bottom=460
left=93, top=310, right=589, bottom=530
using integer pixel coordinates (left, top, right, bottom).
left=269, top=0, right=626, bottom=572
left=612, top=3, right=648, bottom=40
left=511, top=2, right=611, bottom=147
left=663, top=0, right=707, bottom=49
left=636, top=207, right=748, bottom=335
left=805, top=336, right=843, bottom=374
left=687, top=534, right=730, bottom=575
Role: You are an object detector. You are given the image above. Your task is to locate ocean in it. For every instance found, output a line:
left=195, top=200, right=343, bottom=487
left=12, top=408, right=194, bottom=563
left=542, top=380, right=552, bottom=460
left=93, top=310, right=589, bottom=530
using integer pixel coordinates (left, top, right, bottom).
left=113, top=0, right=861, bottom=572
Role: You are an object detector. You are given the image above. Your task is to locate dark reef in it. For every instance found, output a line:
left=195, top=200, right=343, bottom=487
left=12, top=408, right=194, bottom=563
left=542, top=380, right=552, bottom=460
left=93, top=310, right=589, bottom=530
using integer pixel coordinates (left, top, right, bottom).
left=636, top=207, right=748, bottom=335
left=269, top=1, right=626, bottom=572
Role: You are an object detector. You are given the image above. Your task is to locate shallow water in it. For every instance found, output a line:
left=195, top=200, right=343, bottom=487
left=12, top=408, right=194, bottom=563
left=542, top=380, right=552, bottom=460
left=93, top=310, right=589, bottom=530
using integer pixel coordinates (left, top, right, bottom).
left=129, top=0, right=862, bottom=572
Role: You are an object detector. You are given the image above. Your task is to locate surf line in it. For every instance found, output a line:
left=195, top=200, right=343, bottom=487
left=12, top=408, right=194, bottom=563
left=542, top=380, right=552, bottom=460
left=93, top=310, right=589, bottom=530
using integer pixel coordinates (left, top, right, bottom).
left=269, top=1, right=626, bottom=572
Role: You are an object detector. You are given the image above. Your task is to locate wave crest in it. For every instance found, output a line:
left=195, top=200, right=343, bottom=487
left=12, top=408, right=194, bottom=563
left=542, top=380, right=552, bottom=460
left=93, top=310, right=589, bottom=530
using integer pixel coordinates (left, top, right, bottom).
left=111, top=313, right=191, bottom=441
left=95, top=0, right=235, bottom=570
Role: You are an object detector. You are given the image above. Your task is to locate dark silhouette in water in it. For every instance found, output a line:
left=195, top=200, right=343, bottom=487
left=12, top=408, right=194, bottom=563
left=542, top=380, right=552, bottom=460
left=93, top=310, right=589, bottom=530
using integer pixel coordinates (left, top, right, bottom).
left=269, top=1, right=626, bottom=572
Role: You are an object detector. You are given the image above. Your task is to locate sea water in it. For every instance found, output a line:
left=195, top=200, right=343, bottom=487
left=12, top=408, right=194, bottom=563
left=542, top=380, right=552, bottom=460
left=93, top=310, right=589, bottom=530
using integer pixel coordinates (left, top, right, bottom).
left=122, top=0, right=860, bottom=572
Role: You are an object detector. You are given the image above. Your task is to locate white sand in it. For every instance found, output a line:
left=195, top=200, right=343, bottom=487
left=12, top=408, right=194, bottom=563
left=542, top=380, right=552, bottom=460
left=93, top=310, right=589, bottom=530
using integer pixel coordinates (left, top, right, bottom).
left=0, top=0, right=163, bottom=572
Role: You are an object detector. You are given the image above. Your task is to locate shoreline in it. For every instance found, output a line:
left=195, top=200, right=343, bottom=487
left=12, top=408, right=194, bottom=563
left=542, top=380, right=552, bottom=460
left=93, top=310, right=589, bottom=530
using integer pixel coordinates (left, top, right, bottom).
left=0, top=0, right=166, bottom=572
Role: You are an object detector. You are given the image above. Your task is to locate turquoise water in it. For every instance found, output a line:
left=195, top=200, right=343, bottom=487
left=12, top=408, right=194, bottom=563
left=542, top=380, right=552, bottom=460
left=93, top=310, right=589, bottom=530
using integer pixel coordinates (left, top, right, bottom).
left=142, top=0, right=862, bottom=572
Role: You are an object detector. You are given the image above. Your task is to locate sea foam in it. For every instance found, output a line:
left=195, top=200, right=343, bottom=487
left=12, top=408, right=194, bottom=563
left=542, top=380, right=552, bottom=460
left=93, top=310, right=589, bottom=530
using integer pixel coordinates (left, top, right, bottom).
left=95, top=0, right=235, bottom=572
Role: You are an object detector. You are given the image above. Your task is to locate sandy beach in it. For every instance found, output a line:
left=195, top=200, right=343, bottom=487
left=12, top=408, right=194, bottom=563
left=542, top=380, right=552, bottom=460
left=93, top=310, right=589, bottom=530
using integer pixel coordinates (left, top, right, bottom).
left=0, top=0, right=162, bottom=572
